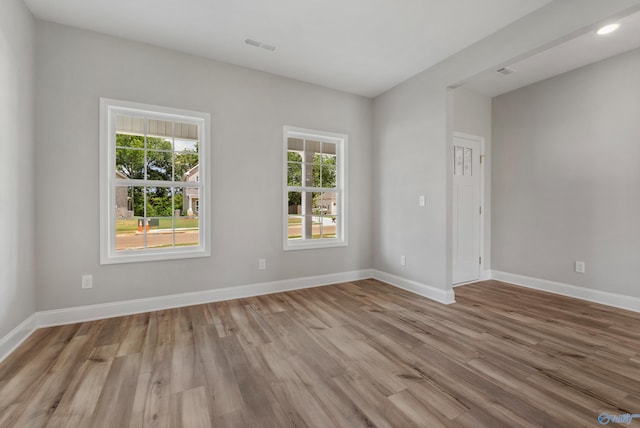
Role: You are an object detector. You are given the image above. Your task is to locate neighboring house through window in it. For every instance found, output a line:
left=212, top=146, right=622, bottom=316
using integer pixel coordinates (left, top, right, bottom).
left=284, top=126, right=347, bottom=250
left=183, top=164, right=200, bottom=215
left=100, top=98, right=210, bottom=264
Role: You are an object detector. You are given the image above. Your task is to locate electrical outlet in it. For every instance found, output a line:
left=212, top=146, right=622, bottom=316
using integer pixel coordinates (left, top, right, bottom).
left=419, top=195, right=426, bottom=207
left=575, top=261, right=585, bottom=274
left=81, top=274, right=93, bottom=289
left=258, top=258, right=266, bottom=270
left=400, top=255, right=406, bottom=266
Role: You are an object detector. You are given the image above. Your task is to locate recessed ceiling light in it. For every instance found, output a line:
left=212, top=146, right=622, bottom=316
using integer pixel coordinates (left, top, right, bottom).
left=596, top=23, right=620, bottom=36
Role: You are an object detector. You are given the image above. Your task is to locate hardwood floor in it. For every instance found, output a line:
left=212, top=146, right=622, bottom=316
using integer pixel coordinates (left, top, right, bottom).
left=1, top=279, right=640, bottom=427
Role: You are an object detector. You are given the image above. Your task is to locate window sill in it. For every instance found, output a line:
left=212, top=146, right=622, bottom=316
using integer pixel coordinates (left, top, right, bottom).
left=100, top=247, right=210, bottom=264
left=283, top=239, right=347, bottom=251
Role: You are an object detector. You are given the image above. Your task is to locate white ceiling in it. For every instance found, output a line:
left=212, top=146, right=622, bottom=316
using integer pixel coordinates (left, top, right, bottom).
left=464, top=10, right=640, bottom=97
left=23, top=0, right=552, bottom=97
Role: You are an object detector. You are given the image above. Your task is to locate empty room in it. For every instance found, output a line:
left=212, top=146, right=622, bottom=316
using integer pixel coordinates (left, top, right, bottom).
left=2, top=0, right=640, bottom=426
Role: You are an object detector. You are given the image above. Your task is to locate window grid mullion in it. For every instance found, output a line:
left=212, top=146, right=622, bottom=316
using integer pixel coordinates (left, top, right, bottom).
left=287, top=186, right=334, bottom=193
left=117, top=179, right=199, bottom=188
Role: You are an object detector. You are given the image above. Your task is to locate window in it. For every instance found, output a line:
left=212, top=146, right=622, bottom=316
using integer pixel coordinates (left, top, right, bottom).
left=100, top=98, right=210, bottom=264
left=284, top=126, right=347, bottom=250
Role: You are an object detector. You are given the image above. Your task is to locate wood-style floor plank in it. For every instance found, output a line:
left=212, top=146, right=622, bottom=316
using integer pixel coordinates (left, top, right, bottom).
left=2, top=279, right=640, bottom=427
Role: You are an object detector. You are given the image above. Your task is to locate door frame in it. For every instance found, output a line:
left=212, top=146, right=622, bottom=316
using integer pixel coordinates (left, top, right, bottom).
left=452, top=132, right=485, bottom=287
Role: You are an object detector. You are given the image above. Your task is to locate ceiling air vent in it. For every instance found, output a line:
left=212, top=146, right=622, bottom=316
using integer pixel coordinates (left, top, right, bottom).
left=245, top=38, right=277, bottom=52
left=496, top=66, right=516, bottom=76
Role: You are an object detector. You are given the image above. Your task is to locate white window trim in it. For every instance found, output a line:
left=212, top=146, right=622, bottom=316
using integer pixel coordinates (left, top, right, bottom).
left=99, top=98, right=211, bottom=264
left=283, top=126, right=348, bottom=251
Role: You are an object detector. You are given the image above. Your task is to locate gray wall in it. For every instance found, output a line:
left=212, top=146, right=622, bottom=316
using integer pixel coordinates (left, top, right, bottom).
left=492, top=47, right=640, bottom=298
left=8, top=0, right=640, bottom=320
left=452, top=87, right=492, bottom=274
left=372, top=0, right=640, bottom=293
left=0, top=0, right=36, bottom=338
left=35, top=21, right=373, bottom=311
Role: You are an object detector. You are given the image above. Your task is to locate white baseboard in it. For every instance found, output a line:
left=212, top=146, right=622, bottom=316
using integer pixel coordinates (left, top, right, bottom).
left=371, top=269, right=455, bottom=304
left=452, top=280, right=477, bottom=288
left=0, top=314, right=37, bottom=363
left=36, top=269, right=373, bottom=328
left=2, top=267, right=459, bottom=363
left=491, top=270, right=640, bottom=313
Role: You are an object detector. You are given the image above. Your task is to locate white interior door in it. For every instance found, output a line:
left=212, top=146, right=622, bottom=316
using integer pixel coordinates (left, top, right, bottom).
left=452, top=136, right=481, bottom=284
